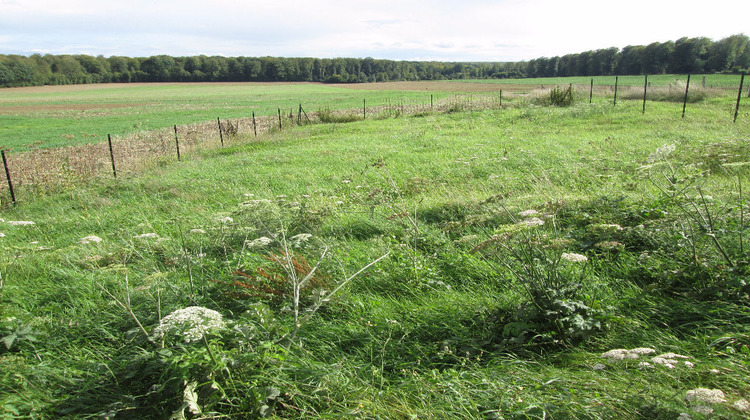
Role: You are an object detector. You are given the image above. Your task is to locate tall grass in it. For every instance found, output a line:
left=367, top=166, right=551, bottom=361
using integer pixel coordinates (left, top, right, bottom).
left=1, top=93, right=750, bottom=418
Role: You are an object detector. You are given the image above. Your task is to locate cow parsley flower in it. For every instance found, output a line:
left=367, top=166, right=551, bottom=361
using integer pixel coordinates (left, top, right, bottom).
left=289, top=233, right=313, bottom=248
left=561, top=252, right=588, bottom=263
left=152, top=306, right=226, bottom=343
left=648, top=144, right=676, bottom=162
left=518, top=209, right=539, bottom=217
left=135, top=233, right=159, bottom=240
left=246, top=236, right=273, bottom=249
left=518, top=217, right=544, bottom=227
left=685, top=388, right=726, bottom=404
left=733, top=399, right=750, bottom=412
left=6, top=221, right=35, bottom=226
left=79, top=235, right=103, bottom=244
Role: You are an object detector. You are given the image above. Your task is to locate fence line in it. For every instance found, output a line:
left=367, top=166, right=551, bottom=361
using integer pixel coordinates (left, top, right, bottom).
left=0, top=79, right=745, bottom=206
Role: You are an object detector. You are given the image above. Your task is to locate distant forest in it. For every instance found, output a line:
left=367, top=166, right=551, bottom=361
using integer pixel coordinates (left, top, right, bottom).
left=1, top=34, right=748, bottom=87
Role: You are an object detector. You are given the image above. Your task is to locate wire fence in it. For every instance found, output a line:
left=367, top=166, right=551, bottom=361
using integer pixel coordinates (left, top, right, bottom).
left=1, top=75, right=746, bottom=207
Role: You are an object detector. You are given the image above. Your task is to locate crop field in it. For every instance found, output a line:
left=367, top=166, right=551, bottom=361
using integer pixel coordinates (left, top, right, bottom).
left=0, top=81, right=514, bottom=152
left=1, top=79, right=750, bottom=418
left=459, top=73, right=746, bottom=89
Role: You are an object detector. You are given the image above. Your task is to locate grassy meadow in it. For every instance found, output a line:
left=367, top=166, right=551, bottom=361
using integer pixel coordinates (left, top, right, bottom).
left=1, top=81, right=750, bottom=418
left=0, top=82, right=500, bottom=152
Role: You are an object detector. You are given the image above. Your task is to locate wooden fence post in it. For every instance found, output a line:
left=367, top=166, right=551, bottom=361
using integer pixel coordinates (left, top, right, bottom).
left=735, top=73, right=745, bottom=123
left=499, top=90, right=503, bottom=107
left=642, top=74, right=648, bottom=114
left=682, top=74, right=691, bottom=119
left=173, top=125, right=181, bottom=161
left=217, top=117, right=224, bottom=147
left=2, top=150, right=16, bottom=205
left=278, top=108, right=282, bottom=130
left=363, top=99, right=366, bottom=119
left=614, top=76, right=618, bottom=106
left=107, top=134, right=117, bottom=179
left=431, top=94, right=434, bottom=110
left=589, top=78, right=593, bottom=103
left=252, top=112, right=257, bottom=137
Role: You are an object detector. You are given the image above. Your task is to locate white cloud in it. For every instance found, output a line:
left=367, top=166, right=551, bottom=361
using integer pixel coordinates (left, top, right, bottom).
left=1, top=0, right=748, bottom=60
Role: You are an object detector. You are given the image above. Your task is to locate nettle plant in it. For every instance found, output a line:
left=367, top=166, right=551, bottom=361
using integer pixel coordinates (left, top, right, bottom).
left=473, top=211, right=611, bottom=349
left=640, top=143, right=750, bottom=298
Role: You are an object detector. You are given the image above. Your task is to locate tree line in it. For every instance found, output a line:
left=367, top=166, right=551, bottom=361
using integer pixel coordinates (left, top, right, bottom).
left=1, top=34, right=747, bottom=88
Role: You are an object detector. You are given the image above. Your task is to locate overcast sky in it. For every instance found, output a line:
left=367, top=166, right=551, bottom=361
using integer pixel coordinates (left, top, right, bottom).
left=1, top=0, right=748, bottom=62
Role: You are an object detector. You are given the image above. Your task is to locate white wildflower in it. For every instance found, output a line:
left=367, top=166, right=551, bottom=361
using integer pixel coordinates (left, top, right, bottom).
left=685, top=388, right=726, bottom=404
left=683, top=361, right=695, bottom=368
left=650, top=353, right=691, bottom=369
left=243, top=193, right=255, bottom=197
left=215, top=216, right=233, bottom=224
left=595, top=241, right=624, bottom=250
left=648, top=144, right=676, bottom=162
left=601, top=349, right=629, bottom=360
left=189, top=229, right=207, bottom=234
left=629, top=347, right=656, bottom=355
left=427, top=280, right=452, bottom=290
left=246, top=237, right=273, bottom=249
left=592, top=363, right=606, bottom=371
left=518, top=209, right=539, bottom=217
left=342, top=179, right=351, bottom=184
left=733, top=399, right=750, bottom=412
left=656, top=352, right=689, bottom=359
left=79, top=235, right=103, bottom=244
left=6, top=221, right=35, bottom=226
left=638, top=362, right=652, bottom=369
left=151, top=306, right=225, bottom=343
left=561, top=252, right=588, bottom=263
left=677, top=413, right=692, bottom=420
left=289, top=233, right=313, bottom=248
left=691, top=406, right=713, bottom=415
left=710, top=369, right=721, bottom=375
left=518, top=217, right=544, bottom=227
left=240, top=199, right=273, bottom=207
left=0, top=232, right=5, bottom=238
left=135, top=233, right=159, bottom=239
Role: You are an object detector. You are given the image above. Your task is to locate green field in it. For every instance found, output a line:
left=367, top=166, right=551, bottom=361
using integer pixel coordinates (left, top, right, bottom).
left=456, top=73, right=746, bottom=88
left=0, top=82, right=496, bottom=152
left=1, top=80, right=750, bottom=418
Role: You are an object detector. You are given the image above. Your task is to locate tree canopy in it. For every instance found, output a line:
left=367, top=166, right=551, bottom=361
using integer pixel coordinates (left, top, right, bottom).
left=1, top=34, right=747, bottom=87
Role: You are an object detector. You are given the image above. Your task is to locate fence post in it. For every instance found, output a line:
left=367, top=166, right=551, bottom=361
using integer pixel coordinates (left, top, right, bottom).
left=431, top=94, right=434, bottom=110
left=174, top=125, right=181, bottom=161
left=499, top=90, right=503, bottom=107
left=735, top=73, right=745, bottom=123
left=2, top=150, right=16, bottom=205
left=278, top=108, right=282, bottom=130
left=217, top=117, right=224, bottom=147
left=614, top=76, right=618, bottom=106
left=363, top=98, right=366, bottom=119
left=682, top=74, right=691, bottom=119
left=252, top=112, right=257, bottom=137
left=107, top=134, right=117, bottom=179
left=589, top=78, right=593, bottom=103
left=642, top=74, right=648, bottom=114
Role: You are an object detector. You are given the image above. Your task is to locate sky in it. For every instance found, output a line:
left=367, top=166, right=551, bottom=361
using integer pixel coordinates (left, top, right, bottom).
left=1, top=0, right=748, bottom=62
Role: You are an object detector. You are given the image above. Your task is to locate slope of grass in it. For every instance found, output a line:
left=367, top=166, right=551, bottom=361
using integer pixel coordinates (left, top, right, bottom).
left=1, top=95, right=749, bottom=419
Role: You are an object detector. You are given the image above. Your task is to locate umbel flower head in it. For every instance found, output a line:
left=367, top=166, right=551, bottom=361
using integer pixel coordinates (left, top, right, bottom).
left=152, top=306, right=226, bottom=343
